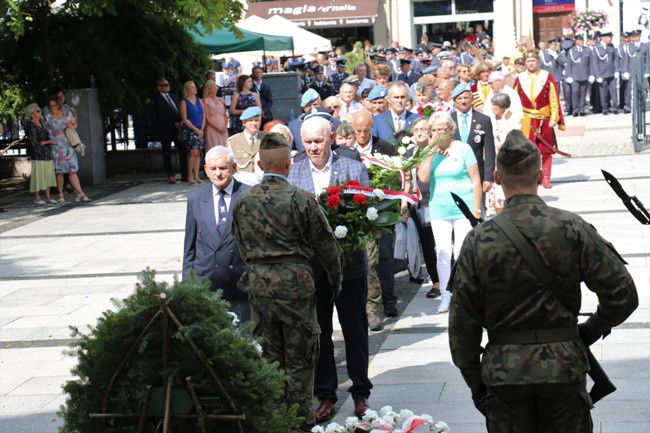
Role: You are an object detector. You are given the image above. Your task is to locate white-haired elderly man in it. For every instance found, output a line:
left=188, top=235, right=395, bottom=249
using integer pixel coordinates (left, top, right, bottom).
left=288, top=116, right=373, bottom=423
left=183, top=146, right=251, bottom=322
left=482, top=71, right=523, bottom=128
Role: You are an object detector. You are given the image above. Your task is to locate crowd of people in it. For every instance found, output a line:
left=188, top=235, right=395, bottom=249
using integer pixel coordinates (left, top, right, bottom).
left=175, top=26, right=642, bottom=432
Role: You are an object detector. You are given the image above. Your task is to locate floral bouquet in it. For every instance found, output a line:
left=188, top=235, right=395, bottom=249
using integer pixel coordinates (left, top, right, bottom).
left=416, top=103, right=435, bottom=118
left=318, top=181, right=416, bottom=259
left=565, top=10, right=608, bottom=35
left=312, top=406, right=449, bottom=433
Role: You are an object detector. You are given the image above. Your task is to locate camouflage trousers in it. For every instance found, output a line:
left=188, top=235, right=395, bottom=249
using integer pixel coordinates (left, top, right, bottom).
left=482, top=378, right=593, bottom=433
left=366, top=237, right=381, bottom=314
left=250, top=295, right=320, bottom=426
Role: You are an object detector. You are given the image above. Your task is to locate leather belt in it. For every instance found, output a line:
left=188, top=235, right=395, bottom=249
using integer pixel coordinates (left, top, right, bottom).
left=488, top=326, right=579, bottom=344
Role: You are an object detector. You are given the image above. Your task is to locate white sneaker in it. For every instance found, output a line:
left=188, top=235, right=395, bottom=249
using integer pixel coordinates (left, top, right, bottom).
left=437, top=291, right=451, bottom=313
left=34, top=200, right=46, bottom=205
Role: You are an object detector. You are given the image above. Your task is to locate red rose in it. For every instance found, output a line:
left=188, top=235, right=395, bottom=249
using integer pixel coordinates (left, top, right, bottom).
left=347, top=180, right=361, bottom=186
left=353, top=194, right=367, bottom=205
left=417, top=106, right=425, bottom=115
left=326, top=194, right=341, bottom=208
left=326, top=186, right=341, bottom=195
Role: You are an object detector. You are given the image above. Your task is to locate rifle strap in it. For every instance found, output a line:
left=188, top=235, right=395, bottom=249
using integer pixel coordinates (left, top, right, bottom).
left=492, top=215, right=573, bottom=312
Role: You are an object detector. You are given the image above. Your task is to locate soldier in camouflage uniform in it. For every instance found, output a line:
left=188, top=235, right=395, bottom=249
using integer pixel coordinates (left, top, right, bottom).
left=233, top=132, right=343, bottom=430
left=448, top=129, right=638, bottom=433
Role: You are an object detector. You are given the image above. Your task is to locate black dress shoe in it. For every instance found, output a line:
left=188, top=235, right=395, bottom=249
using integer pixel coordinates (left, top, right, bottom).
left=426, top=287, right=441, bottom=299
left=612, top=109, right=619, bottom=115
left=603, top=111, right=609, bottom=115
left=384, top=306, right=399, bottom=317
left=579, top=112, right=586, bottom=116
left=354, top=399, right=370, bottom=418
left=315, top=399, right=335, bottom=422
left=409, top=275, right=429, bottom=284
left=624, top=108, right=631, bottom=113
left=573, top=113, right=579, bottom=117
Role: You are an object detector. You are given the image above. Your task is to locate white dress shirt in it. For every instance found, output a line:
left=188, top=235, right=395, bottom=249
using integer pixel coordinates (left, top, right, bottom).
left=309, top=153, right=333, bottom=194
left=354, top=141, right=373, bottom=157
left=212, top=180, right=235, bottom=225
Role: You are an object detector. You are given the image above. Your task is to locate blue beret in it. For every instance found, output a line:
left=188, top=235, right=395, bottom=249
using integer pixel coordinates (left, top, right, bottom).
left=240, top=106, right=261, bottom=121
left=368, top=85, right=387, bottom=101
left=422, top=65, right=440, bottom=74
left=301, top=88, right=320, bottom=107
left=451, top=83, right=472, bottom=99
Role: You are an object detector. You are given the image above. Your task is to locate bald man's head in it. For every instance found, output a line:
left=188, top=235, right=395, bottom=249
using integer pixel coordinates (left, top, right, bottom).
left=350, top=110, right=373, bottom=146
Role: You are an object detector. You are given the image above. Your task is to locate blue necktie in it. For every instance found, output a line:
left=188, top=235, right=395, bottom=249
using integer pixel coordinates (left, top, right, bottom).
left=461, top=113, right=469, bottom=143
left=216, top=190, right=227, bottom=235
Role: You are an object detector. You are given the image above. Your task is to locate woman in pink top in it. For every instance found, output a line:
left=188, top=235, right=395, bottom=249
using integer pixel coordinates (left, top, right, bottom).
left=203, top=80, right=228, bottom=149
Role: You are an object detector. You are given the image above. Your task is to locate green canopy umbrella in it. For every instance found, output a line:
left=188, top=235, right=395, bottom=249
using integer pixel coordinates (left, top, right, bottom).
left=189, top=24, right=294, bottom=54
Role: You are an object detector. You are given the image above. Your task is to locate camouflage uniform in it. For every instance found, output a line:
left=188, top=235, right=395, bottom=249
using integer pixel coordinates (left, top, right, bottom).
left=233, top=175, right=342, bottom=426
left=449, top=193, right=638, bottom=433
left=365, top=237, right=381, bottom=314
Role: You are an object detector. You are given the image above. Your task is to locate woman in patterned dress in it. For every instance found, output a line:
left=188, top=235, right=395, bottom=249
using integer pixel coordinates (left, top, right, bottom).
left=44, top=96, right=90, bottom=202
left=180, top=81, right=206, bottom=184
left=229, top=75, right=261, bottom=134
left=26, top=103, right=57, bottom=205
left=202, top=80, right=228, bottom=150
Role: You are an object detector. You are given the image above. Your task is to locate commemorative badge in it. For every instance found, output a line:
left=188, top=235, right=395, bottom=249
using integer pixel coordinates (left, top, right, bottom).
left=474, top=135, right=482, bottom=143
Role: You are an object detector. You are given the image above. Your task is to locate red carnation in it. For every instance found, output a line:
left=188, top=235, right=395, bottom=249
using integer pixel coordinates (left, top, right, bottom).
left=347, top=180, right=361, bottom=186
left=353, top=194, right=367, bottom=205
left=326, top=186, right=341, bottom=195
left=326, top=194, right=342, bottom=208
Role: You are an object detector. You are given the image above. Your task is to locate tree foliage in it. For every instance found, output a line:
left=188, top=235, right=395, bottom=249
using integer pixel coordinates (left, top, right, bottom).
left=0, top=0, right=244, bottom=123
left=59, top=268, right=302, bottom=433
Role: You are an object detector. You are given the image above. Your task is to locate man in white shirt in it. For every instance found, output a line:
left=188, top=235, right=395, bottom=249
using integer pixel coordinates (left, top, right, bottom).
left=338, top=83, right=365, bottom=121
left=355, top=64, right=376, bottom=96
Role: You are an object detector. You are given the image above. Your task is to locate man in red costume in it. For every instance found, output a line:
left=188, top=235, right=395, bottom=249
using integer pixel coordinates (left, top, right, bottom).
left=514, top=49, right=565, bottom=188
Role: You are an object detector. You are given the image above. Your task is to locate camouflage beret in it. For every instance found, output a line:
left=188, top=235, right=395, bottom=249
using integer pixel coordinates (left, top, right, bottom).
left=335, top=121, right=355, bottom=137
left=498, top=130, right=539, bottom=166
left=260, top=132, right=290, bottom=150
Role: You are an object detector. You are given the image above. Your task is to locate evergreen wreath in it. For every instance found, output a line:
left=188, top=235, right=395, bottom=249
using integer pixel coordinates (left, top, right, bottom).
left=58, top=269, right=301, bottom=433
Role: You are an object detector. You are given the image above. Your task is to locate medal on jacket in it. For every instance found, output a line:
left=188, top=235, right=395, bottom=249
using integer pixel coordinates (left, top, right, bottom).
left=474, top=134, right=481, bottom=143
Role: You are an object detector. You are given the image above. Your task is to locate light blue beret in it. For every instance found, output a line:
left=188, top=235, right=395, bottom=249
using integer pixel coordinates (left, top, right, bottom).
left=301, top=88, right=320, bottom=107
left=422, top=65, right=440, bottom=74
left=240, top=106, right=261, bottom=121
left=451, top=83, right=472, bottom=99
left=368, top=85, right=387, bottom=101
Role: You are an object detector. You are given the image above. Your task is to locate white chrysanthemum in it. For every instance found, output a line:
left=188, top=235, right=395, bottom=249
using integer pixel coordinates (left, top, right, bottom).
left=382, top=414, right=396, bottom=425
left=311, top=425, right=325, bottom=433
left=373, top=189, right=386, bottom=199
left=434, top=421, right=450, bottom=432
left=420, top=414, right=434, bottom=424
left=325, top=422, right=344, bottom=433
left=397, top=146, right=407, bottom=155
left=401, top=136, right=412, bottom=144
left=391, top=156, right=403, bottom=168
left=334, top=225, right=348, bottom=239
left=407, top=143, right=416, bottom=151
left=345, top=416, right=359, bottom=428
left=362, top=409, right=379, bottom=422
left=366, top=207, right=379, bottom=221
left=380, top=405, right=394, bottom=416
left=362, top=158, right=372, bottom=169
left=399, top=409, right=414, bottom=421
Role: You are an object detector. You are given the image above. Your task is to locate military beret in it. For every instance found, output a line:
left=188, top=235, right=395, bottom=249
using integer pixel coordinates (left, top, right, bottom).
left=313, top=66, right=324, bottom=73
left=451, top=83, right=472, bottom=99
left=422, top=65, right=440, bottom=74
left=335, top=121, right=355, bottom=136
left=498, top=130, right=539, bottom=166
left=240, top=107, right=261, bottom=121
left=304, top=107, right=334, bottom=123
left=260, top=132, right=290, bottom=150
left=301, top=88, right=320, bottom=108
left=368, top=85, right=387, bottom=101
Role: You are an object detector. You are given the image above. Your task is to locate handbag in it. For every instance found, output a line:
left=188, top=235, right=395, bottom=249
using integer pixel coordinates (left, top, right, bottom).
left=65, top=128, right=85, bottom=156
left=416, top=204, right=431, bottom=227
left=177, top=128, right=191, bottom=143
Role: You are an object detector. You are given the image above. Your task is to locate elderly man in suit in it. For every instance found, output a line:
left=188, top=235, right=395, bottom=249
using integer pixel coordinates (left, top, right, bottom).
left=371, top=81, right=419, bottom=144
left=153, top=77, right=186, bottom=184
left=251, top=66, right=273, bottom=127
left=450, top=83, right=496, bottom=210
left=288, top=116, right=373, bottom=423
left=227, top=107, right=263, bottom=175
left=182, top=146, right=251, bottom=322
